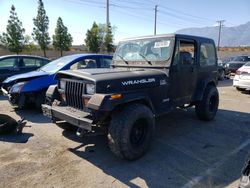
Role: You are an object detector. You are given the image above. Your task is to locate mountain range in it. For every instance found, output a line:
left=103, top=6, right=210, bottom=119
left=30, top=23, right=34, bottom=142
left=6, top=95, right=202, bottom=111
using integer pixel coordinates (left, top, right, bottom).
left=176, top=21, right=250, bottom=47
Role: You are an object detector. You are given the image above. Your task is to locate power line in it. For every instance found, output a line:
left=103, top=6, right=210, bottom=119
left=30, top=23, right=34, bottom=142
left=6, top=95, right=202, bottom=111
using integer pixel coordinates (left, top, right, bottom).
left=110, top=0, right=154, bottom=7
left=155, top=4, right=216, bottom=22
left=63, top=0, right=105, bottom=8
left=110, top=4, right=152, bottom=11
left=158, top=9, right=209, bottom=26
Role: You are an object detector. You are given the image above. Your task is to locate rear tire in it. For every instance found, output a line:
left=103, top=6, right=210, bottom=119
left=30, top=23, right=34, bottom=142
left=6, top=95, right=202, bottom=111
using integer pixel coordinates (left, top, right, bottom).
left=195, top=85, right=219, bottom=121
left=108, top=104, right=155, bottom=160
left=236, top=87, right=245, bottom=92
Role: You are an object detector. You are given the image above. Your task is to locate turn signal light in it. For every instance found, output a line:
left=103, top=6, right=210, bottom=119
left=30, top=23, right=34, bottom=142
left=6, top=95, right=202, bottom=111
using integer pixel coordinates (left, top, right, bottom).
left=60, top=93, right=66, bottom=101
left=83, top=98, right=90, bottom=106
left=110, top=94, right=122, bottom=100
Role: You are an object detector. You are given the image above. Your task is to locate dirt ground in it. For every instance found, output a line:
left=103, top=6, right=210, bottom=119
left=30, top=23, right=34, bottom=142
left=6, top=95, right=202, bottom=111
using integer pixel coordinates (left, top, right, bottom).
left=0, top=79, right=250, bottom=188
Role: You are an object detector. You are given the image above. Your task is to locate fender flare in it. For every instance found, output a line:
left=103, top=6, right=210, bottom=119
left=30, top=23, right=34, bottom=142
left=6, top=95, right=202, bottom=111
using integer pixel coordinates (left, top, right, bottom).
left=45, top=85, right=60, bottom=103
left=87, top=92, right=155, bottom=113
left=193, top=78, right=217, bottom=101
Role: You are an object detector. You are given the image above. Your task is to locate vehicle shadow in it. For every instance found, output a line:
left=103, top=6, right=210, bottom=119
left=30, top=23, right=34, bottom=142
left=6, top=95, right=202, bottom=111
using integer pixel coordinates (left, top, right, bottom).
left=0, top=133, right=34, bottom=143
left=14, top=108, right=51, bottom=124
left=241, top=90, right=250, bottom=95
left=64, top=108, right=250, bottom=188
left=218, top=79, right=233, bottom=87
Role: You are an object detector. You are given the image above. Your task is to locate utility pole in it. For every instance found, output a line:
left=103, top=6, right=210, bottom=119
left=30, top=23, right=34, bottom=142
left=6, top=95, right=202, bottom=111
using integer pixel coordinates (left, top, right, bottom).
left=217, top=20, right=225, bottom=51
left=154, top=5, right=158, bottom=35
left=106, top=0, right=110, bottom=28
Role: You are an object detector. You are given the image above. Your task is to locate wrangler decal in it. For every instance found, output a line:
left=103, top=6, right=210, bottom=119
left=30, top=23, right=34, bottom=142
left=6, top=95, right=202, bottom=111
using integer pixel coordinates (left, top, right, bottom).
left=122, top=78, right=156, bottom=86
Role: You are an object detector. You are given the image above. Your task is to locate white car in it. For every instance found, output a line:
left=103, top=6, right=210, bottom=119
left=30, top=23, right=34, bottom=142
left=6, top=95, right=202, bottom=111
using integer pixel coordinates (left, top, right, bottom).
left=233, top=62, right=250, bottom=91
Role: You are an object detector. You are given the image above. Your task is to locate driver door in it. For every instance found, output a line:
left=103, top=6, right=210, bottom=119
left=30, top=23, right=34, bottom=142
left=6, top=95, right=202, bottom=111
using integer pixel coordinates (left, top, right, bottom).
left=170, top=39, right=198, bottom=106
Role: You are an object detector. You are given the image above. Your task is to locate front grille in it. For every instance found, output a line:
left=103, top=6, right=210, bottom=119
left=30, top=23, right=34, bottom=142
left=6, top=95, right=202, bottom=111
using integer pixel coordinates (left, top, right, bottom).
left=65, top=81, right=85, bottom=110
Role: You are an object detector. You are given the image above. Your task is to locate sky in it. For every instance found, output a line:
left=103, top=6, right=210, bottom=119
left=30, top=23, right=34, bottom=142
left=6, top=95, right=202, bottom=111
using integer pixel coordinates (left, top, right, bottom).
left=0, top=0, right=249, bottom=45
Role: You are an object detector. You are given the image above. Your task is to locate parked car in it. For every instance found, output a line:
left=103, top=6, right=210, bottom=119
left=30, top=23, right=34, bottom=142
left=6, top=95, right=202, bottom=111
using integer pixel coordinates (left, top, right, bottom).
left=225, top=55, right=250, bottom=76
left=233, top=62, right=250, bottom=91
left=1, top=54, right=112, bottom=109
left=0, top=55, right=50, bottom=86
left=223, top=56, right=235, bottom=64
left=218, top=59, right=227, bottom=80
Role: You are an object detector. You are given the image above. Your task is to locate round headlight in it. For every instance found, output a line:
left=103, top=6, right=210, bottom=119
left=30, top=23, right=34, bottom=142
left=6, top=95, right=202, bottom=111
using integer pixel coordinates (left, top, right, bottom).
left=60, top=80, right=66, bottom=90
left=86, top=83, right=95, bottom=94
left=9, top=82, right=26, bottom=93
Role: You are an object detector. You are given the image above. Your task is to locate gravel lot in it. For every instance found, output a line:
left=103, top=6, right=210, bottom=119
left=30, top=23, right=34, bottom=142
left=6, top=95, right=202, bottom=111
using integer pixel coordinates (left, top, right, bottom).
left=0, top=79, right=250, bottom=188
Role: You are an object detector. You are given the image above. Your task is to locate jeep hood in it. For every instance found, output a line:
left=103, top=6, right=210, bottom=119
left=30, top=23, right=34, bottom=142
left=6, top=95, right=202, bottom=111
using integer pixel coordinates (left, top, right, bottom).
left=57, top=68, right=169, bottom=93
left=3, top=70, right=49, bottom=84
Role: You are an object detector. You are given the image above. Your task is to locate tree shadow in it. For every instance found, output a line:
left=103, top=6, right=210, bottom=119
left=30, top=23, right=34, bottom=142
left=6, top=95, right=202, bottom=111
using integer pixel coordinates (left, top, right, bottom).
left=0, top=133, right=34, bottom=143
left=64, top=108, right=250, bottom=187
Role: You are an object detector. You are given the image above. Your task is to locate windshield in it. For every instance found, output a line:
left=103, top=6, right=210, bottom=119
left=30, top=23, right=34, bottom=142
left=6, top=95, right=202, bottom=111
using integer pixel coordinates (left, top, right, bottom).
left=39, top=56, right=76, bottom=73
left=233, top=56, right=250, bottom=62
left=113, top=37, right=174, bottom=64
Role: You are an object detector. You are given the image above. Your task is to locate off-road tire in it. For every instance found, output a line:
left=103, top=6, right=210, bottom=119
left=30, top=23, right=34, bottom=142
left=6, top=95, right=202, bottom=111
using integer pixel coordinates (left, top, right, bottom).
left=195, top=85, right=219, bottom=121
left=108, top=104, right=155, bottom=160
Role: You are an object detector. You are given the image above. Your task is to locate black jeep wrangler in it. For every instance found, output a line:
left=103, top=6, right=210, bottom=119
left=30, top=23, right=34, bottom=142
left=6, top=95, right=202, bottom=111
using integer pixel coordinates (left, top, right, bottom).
left=42, top=34, right=219, bottom=160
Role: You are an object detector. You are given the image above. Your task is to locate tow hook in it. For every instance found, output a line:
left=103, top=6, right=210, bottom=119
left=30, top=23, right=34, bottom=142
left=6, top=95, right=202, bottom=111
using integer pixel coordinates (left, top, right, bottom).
left=76, top=127, right=88, bottom=137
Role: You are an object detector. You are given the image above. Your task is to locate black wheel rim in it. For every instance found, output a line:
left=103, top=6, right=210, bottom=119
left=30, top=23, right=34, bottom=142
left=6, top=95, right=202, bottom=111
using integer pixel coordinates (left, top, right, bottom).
left=130, top=119, right=148, bottom=148
left=209, top=95, right=217, bottom=112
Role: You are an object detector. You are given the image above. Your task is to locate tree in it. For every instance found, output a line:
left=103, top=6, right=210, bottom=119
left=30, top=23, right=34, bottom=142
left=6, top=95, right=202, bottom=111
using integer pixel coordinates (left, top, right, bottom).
left=23, top=35, right=37, bottom=54
left=32, top=0, right=50, bottom=57
left=52, top=17, right=73, bottom=57
left=1, top=5, right=25, bottom=54
left=98, top=23, right=106, bottom=52
left=85, top=22, right=102, bottom=53
left=104, top=23, right=114, bottom=53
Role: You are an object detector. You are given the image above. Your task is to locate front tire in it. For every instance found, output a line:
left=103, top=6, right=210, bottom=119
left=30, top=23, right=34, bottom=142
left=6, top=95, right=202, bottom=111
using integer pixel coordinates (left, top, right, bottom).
left=195, top=85, right=219, bottom=121
left=108, top=104, right=155, bottom=160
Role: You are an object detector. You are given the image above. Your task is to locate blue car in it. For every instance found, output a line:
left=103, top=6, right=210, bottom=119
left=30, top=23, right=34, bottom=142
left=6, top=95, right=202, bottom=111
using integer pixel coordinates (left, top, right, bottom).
left=1, top=54, right=113, bottom=109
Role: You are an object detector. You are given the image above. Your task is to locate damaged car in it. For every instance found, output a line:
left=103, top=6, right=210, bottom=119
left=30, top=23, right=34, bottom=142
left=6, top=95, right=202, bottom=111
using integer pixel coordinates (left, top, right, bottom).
left=1, top=54, right=112, bottom=109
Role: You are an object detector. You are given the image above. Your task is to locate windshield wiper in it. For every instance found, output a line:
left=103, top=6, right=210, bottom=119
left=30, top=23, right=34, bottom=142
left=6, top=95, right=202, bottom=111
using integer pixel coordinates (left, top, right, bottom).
left=117, top=55, right=128, bottom=65
left=138, top=53, right=152, bottom=65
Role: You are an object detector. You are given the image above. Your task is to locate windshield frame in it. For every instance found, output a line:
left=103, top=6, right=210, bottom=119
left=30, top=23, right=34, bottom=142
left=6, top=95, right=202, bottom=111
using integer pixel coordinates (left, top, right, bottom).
left=112, top=36, right=175, bottom=67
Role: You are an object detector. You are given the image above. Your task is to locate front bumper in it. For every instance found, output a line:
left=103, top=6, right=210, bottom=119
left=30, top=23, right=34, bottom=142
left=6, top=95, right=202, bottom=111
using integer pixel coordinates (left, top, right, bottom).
left=1, top=87, right=22, bottom=106
left=42, top=104, right=93, bottom=131
left=1, top=87, right=9, bottom=96
left=233, top=76, right=250, bottom=90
